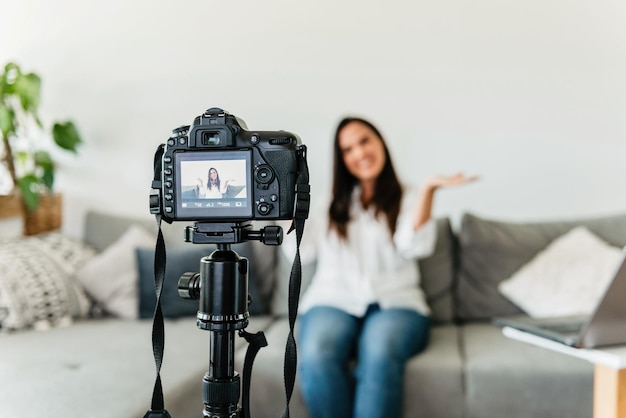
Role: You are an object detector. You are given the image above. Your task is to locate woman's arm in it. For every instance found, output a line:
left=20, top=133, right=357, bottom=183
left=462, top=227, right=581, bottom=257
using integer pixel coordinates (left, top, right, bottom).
left=413, top=173, right=479, bottom=230
left=197, top=178, right=207, bottom=197
left=221, top=179, right=231, bottom=194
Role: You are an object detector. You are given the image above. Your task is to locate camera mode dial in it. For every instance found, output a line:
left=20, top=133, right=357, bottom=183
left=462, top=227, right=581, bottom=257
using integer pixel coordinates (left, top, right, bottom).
left=204, top=107, right=225, bottom=116
left=172, top=125, right=190, bottom=136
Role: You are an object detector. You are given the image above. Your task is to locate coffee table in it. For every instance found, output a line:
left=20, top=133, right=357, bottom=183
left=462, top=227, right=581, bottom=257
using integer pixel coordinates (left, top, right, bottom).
left=503, top=326, right=626, bottom=418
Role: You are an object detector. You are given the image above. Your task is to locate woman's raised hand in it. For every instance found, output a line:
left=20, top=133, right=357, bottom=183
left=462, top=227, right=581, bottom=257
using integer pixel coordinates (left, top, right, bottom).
left=424, top=173, right=479, bottom=190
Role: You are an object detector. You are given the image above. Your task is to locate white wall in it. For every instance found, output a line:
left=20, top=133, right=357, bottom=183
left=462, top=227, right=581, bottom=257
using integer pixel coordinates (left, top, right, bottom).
left=2, top=0, right=625, bottom=238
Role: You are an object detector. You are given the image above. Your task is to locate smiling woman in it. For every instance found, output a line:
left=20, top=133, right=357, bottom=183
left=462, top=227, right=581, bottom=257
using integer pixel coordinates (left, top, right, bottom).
left=291, top=115, right=478, bottom=418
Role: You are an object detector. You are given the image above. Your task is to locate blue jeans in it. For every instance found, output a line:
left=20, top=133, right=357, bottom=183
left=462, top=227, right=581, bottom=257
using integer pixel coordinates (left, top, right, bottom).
left=297, top=304, right=430, bottom=418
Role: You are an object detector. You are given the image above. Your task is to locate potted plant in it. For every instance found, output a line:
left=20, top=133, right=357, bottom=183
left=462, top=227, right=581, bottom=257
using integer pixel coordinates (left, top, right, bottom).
left=0, top=62, right=83, bottom=234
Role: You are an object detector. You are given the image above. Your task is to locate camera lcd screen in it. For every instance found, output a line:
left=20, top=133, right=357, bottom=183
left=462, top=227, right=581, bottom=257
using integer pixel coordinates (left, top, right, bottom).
left=175, top=150, right=252, bottom=219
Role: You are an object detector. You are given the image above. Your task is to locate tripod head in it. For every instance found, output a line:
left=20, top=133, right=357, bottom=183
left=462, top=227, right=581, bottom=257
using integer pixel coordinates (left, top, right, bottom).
left=180, top=221, right=282, bottom=331
left=184, top=221, right=283, bottom=246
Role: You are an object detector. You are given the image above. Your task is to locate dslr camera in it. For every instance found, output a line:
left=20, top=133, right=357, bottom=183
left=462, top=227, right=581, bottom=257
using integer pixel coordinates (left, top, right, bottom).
left=150, top=107, right=308, bottom=224
left=145, top=108, right=308, bottom=418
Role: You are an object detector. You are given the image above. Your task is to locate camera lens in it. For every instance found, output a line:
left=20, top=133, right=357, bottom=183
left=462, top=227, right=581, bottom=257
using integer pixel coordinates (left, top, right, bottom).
left=254, top=165, right=274, bottom=184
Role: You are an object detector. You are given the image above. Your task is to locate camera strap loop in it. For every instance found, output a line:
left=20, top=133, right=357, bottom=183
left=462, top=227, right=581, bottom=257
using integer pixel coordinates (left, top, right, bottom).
left=143, top=215, right=172, bottom=418
left=239, top=329, right=268, bottom=418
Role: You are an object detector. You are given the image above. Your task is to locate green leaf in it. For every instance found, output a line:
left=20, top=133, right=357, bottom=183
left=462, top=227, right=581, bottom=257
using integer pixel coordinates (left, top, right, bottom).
left=52, top=120, right=82, bottom=152
left=0, top=73, right=7, bottom=97
left=34, top=150, right=53, bottom=166
left=17, top=174, right=40, bottom=212
left=3, top=62, right=21, bottom=77
left=41, top=166, right=54, bottom=190
left=1, top=63, right=21, bottom=95
left=0, top=103, right=14, bottom=138
left=14, top=72, right=41, bottom=113
left=34, top=151, right=54, bottom=190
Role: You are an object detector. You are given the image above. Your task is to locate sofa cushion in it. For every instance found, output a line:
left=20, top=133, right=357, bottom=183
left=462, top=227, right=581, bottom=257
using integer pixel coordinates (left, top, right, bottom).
left=456, top=212, right=626, bottom=321
left=461, top=323, right=593, bottom=418
left=0, top=232, right=95, bottom=331
left=403, top=324, right=464, bottom=417
left=0, top=318, right=208, bottom=417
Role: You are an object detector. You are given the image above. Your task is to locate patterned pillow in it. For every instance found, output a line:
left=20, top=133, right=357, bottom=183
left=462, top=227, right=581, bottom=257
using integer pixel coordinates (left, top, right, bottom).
left=0, top=232, right=96, bottom=331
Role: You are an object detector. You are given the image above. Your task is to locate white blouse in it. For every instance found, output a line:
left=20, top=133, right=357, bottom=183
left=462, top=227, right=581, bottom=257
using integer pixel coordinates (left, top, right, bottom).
left=198, top=183, right=226, bottom=198
left=284, top=185, right=437, bottom=317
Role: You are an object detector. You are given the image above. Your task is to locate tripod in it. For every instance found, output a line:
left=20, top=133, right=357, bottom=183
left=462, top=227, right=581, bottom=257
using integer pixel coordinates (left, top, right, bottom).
left=178, top=221, right=281, bottom=418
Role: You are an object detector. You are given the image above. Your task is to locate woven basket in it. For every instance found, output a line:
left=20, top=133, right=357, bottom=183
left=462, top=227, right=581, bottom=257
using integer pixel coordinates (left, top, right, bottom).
left=23, top=193, right=63, bottom=236
left=0, top=193, right=22, bottom=219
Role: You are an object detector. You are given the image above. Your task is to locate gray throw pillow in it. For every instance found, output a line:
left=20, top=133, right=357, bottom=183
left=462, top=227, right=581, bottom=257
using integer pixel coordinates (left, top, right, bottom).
left=418, top=217, right=456, bottom=324
left=455, top=212, right=626, bottom=321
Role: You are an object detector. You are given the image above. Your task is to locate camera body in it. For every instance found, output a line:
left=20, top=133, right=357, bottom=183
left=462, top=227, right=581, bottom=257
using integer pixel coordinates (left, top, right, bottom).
left=150, top=108, right=306, bottom=223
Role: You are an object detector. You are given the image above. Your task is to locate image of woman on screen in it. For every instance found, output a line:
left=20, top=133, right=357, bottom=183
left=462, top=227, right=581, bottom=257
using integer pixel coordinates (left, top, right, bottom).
left=197, top=167, right=230, bottom=198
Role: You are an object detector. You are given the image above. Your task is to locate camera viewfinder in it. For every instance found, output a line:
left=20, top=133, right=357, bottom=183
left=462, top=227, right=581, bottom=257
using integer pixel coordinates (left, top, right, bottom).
left=202, top=132, right=221, bottom=146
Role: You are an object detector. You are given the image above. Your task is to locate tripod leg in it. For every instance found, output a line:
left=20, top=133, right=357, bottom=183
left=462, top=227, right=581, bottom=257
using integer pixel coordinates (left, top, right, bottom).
left=202, top=330, right=240, bottom=418
left=178, top=244, right=250, bottom=418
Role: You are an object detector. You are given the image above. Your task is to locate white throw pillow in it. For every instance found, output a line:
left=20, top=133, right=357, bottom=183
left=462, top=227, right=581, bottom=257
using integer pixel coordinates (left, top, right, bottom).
left=75, top=225, right=156, bottom=319
left=0, top=232, right=96, bottom=331
left=498, top=226, right=623, bottom=318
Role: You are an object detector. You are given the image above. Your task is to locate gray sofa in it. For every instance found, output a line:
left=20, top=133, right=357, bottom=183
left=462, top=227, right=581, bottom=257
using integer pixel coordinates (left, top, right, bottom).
left=2, top=210, right=626, bottom=418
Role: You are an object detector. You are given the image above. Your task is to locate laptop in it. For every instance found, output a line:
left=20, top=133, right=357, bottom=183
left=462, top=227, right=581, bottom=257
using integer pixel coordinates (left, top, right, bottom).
left=493, top=251, right=626, bottom=348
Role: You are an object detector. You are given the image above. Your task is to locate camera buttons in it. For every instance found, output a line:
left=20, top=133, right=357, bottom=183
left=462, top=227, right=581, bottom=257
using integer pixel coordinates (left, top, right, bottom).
left=254, top=165, right=274, bottom=184
left=270, top=194, right=278, bottom=202
left=250, top=134, right=260, bottom=144
left=257, top=202, right=273, bottom=215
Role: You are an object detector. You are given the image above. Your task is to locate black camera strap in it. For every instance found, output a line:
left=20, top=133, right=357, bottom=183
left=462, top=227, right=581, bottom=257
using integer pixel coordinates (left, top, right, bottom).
left=143, top=214, right=171, bottom=418
left=281, top=146, right=310, bottom=418
left=144, top=144, right=171, bottom=418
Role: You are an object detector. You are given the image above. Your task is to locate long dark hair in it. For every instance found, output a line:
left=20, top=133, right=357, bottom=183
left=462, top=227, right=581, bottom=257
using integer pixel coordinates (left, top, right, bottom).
left=207, top=167, right=221, bottom=190
left=328, top=117, right=403, bottom=239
